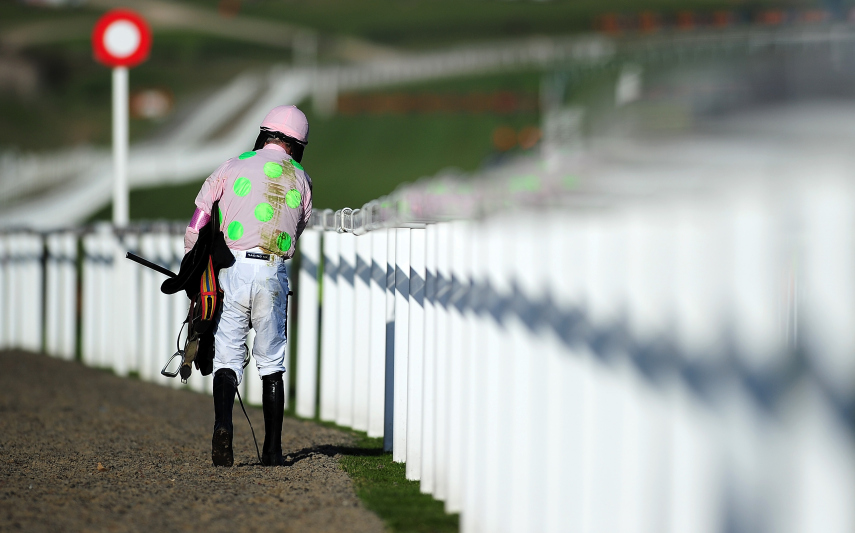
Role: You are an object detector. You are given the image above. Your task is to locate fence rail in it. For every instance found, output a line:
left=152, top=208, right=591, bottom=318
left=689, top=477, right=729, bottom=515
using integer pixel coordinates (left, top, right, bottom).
left=1, top=158, right=854, bottom=533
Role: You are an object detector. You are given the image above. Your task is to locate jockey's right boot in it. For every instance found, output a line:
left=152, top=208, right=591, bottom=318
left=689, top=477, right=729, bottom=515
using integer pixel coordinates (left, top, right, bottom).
left=212, top=368, right=237, bottom=467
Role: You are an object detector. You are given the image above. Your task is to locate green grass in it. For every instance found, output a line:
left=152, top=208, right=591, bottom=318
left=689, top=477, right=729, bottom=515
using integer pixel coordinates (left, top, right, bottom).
left=290, top=416, right=459, bottom=533
left=340, top=433, right=459, bottom=533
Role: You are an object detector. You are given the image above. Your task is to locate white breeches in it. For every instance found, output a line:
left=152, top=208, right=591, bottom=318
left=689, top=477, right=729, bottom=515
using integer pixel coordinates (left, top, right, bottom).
left=213, top=250, right=289, bottom=385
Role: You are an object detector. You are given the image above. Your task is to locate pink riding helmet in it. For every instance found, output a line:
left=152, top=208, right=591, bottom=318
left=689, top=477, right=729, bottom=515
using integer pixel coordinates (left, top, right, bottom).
left=260, top=105, right=309, bottom=145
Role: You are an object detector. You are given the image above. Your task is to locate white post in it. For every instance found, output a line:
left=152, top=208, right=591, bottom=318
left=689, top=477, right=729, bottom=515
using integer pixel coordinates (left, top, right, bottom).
left=800, top=179, right=855, bottom=533
left=406, top=227, right=426, bottom=481
left=296, top=229, right=321, bottom=419
left=17, top=234, right=29, bottom=351
left=96, top=226, right=112, bottom=368
left=23, top=234, right=44, bottom=353
left=446, top=219, right=470, bottom=513
left=45, top=234, right=61, bottom=357
left=486, top=214, right=516, bottom=532
left=368, top=229, right=388, bottom=437
left=336, top=232, right=357, bottom=428
left=463, top=220, right=487, bottom=532
left=0, top=234, right=7, bottom=350
left=545, top=212, right=589, bottom=533
left=582, top=216, right=629, bottom=533
left=383, top=228, right=397, bottom=452
left=139, top=234, right=156, bottom=381
left=353, top=233, right=373, bottom=431
left=721, top=196, right=782, bottom=533
left=393, top=227, right=411, bottom=462
left=60, top=232, right=78, bottom=361
left=319, top=231, right=339, bottom=422
left=420, top=224, right=437, bottom=494
left=10, top=234, right=22, bottom=349
left=154, top=230, right=173, bottom=386
left=81, top=233, right=98, bottom=366
left=618, top=205, right=675, bottom=533
left=433, top=222, right=452, bottom=500
left=112, top=66, right=129, bottom=227
left=122, top=232, right=140, bottom=374
left=107, top=229, right=122, bottom=373
left=671, top=203, right=728, bottom=533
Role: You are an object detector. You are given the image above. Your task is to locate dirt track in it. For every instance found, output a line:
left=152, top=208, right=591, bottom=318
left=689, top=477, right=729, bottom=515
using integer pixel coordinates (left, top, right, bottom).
left=0, top=351, right=385, bottom=533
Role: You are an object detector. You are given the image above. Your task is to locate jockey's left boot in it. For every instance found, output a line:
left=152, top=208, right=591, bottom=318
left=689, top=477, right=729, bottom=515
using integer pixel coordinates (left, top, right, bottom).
left=261, top=371, right=285, bottom=466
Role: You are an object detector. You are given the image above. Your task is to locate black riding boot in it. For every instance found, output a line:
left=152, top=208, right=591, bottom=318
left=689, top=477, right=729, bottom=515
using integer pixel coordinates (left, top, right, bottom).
left=212, top=368, right=237, bottom=467
left=261, top=371, right=285, bottom=466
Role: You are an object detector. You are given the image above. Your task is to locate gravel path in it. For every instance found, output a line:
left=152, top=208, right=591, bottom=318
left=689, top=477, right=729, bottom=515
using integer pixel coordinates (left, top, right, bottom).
left=0, top=350, right=385, bottom=533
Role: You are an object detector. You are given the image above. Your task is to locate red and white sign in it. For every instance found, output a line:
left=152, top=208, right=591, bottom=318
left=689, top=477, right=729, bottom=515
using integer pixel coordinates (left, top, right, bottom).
left=92, top=9, right=152, bottom=68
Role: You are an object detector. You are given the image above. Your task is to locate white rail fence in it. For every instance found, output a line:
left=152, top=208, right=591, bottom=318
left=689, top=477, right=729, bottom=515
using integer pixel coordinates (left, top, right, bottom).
left=1, top=168, right=854, bottom=533
left=0, top=222, right=287, bottom=404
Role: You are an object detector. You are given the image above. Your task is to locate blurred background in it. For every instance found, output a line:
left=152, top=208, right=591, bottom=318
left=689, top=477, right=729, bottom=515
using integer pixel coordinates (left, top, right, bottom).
left=3, top=0, right=855, bottom=225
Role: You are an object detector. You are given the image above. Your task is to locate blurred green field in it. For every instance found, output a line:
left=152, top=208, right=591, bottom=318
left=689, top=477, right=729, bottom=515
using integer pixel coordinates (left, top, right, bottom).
left=178, top=0, right=825, bottom=49
left=0, top=0, right=825, bottom=150
left=89, top=71, right=545, bottom=221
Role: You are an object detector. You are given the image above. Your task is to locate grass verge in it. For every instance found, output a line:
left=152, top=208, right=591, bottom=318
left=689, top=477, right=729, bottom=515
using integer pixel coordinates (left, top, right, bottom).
left=289, top=412, right=459, bottom=533
left=340, top=433, right=459, bottom=533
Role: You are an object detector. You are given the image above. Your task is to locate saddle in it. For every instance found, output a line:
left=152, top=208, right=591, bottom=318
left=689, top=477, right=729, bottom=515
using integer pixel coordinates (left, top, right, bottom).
left=161, top=200, right=234, bottom=381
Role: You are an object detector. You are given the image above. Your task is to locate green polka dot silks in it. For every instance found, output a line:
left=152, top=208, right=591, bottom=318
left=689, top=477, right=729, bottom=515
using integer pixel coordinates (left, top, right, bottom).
left=263, top=162, right=283, bottom=179
left=285, top=189, right=301, bottom=209
left=233, top=177, right=251, bottom=197
left=238, top=151, right=256, bottom=160
left=276, top=232, right=292, bottom=252
left=255, top=202, right=274, bottom=222
left=228, top=220, right=244, bottom=240
left=291, top=160, right=304, bottom=171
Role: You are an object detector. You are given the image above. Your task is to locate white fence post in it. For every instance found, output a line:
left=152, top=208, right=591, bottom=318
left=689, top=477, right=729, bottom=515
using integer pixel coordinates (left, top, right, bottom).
left=383, top=228, right=397, bottom=452
left=11, top=233, right=24, bottom=350
left=96, top=226, right=114, bottom=369
left=296, top=228, right=321, bottom=419
left=120, top=232, right=140, bottom=375
left=21, top=232, right=44, bottom=353
left=799, top=178, right=855, bottom=533
left=433, top=222, right=452, bottom=500
left=319, top=230, right=339, bottom=422
left=406, top=227, right=426, bottom=481
left=420, top=223, right=437, bottom=493
left=463, top=218, right=487, bottom=533
left=337, top=232, right=357, bottom=427
left=60, top=232, right=78, bottom=361
left=368, top=229, right=388, bottom=437
left=138, top=232, right=157, bottom=381
left=353, top=233, right=373, bottom=431
left=393, top=227, right=411, bottom=462
left=153, top=229, right=173, bottom=386
left=45, top=233, right=62, bottom=358
left=445, top=219, right=471, bottom=513
left=0, top=234, right=8, bottom=350
left=81, top=231, right=98, bottom=367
